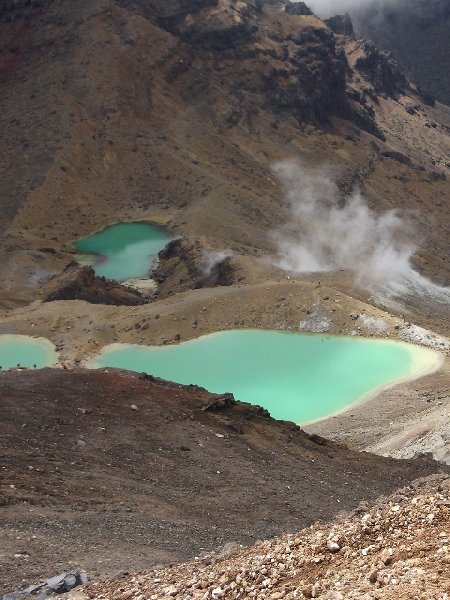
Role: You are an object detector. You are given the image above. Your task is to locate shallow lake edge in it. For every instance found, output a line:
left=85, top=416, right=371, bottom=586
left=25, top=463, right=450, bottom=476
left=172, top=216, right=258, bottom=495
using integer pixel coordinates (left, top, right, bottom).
left=0, top=334, right=59, bottom=369
left=85, top=329, right=445, bottom=425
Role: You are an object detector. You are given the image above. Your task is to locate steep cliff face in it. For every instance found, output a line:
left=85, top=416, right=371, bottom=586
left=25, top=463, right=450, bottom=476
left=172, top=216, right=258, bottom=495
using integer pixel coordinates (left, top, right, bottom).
left=351, top=0, right=450, bottom=105
left=125, top=0, right=351, bottom=123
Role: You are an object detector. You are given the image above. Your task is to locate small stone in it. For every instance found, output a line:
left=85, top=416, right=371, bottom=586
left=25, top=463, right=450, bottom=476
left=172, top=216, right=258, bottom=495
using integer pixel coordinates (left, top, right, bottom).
left=327, top=540, right=340, bottom=553
left=163, top=586, right=178, bottom=596
left=369, top=570, right=378, bottom=584
left=130, top=404, right=138, bottom=411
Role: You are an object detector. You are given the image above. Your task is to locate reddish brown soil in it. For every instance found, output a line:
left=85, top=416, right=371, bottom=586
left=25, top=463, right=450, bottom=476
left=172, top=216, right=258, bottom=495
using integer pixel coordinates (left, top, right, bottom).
left=1, top=368, right=448, bottom=592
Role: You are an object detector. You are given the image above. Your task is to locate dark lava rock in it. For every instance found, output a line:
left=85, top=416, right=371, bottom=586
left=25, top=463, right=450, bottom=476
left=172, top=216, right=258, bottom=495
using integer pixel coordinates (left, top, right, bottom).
left=153, top=238, right=235, bottom=299
left=284, top=1, right=312, bottom=16
left=203, top=393, right=236, bottom=411
left=354, top=41, right=407, bottom=99
left=307, top=432, right=328, bottom=446
left=346, top=102, right=386, bottom=141
left=325, top=13, right=354, bottom=36
left=225, top=419, right=244, bottom=433
left=1, top=571, right=88, bottom=600
left=42, top=262, right=145, bottom=306
left=381, top=149, right=413, bottom=167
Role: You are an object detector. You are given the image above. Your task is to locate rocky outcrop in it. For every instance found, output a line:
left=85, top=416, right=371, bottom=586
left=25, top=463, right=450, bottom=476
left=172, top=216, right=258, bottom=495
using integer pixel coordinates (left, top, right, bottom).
left=354, top=41, right=408, bottom=99
left=284, top=1, right=312, bottom=16
left=267, top=25, right=348, bottom=123
left=132, top=0, right=380, bottom=131
left=42, top=262, right=145, bottom=305
left=346, top=102, right=385, bottom=141
left=325, top=13, right=354, bottom=36
left=153, top=239, right=235, bottom=299
left=351, top=0, right=450, bottom=105
left=176, top=0, right=257, bottom=49
left=1, top=571, right=88, bottom=600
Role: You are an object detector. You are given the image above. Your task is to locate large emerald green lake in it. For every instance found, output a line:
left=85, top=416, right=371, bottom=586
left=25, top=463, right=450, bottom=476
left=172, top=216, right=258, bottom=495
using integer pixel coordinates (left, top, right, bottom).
left=0, top=335, right=58, bottom=370
left=89, top=329, right=440, bottom=423
left=74, top=222, right=171, bottom=281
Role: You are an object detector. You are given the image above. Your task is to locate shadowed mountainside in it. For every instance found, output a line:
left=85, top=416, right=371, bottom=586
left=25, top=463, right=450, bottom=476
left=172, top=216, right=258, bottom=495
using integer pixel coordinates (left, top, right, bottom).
left=351, top=0, right=450, bottom=106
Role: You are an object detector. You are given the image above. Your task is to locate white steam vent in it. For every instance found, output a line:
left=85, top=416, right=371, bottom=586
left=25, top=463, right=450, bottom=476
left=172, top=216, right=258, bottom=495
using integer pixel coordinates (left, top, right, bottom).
left=200, top=250, right=232, bottom=276
left=271, top=159, right=450, bottom=305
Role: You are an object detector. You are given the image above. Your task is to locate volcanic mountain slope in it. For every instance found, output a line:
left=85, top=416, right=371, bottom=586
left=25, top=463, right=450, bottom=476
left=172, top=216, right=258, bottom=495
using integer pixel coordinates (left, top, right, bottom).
left=0, top=0, right=449, bottom=309
left=0, top=368, right=448, bottom=591
left=351, top=0, right=450, bottom=106
left=84, top=474, right=450, bottom=600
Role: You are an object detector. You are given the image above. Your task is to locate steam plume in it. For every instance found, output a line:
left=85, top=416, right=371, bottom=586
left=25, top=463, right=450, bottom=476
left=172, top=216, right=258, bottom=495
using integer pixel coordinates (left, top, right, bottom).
left=200, top=250, right=232, bottom=276
left=271, top=160, right=450, bottom=305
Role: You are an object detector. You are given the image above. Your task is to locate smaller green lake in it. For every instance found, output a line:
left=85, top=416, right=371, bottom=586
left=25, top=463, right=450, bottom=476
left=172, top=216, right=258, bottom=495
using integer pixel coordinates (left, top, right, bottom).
left=88, top=330, right=441, bottom=423
left=0, top=335, right=58, bottom=369
left=74, top=222, right=171, bottom=281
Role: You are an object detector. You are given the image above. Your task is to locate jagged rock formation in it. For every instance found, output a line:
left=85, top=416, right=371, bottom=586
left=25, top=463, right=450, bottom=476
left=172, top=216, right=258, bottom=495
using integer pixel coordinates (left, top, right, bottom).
left=130, top=0, right=352, bottom=125
left=353, top=40, right=407, bottom=99
left=42, top=262, right=145, bottom=305
left=284, top=1, right=312, bottom=17
left=351, top=0, right=450, bottom=105
left=324, top=12, right=353, bottom=36
left=153, top=238, right=235, bottom=298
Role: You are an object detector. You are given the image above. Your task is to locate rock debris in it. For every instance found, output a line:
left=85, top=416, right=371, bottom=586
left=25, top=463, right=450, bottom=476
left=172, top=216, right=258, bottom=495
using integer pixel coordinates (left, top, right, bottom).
left=85, top=475, right=450, bottom=599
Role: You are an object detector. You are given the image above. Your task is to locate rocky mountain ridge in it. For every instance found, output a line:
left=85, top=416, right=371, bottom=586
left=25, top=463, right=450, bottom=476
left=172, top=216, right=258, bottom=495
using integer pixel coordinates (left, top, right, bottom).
left=351, top=0, right=450, bottom=106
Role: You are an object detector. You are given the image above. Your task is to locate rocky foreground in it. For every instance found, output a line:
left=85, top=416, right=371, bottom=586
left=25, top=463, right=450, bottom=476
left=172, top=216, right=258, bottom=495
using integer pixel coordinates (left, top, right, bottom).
left=84, top=474, right=450, bottom=599
left=1, top=368, right=448, bottom=591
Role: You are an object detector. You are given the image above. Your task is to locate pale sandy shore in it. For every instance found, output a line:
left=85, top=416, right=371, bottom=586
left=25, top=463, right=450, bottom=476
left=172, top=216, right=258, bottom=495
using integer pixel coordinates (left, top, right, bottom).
left=305, top=356, right=450, bottom=464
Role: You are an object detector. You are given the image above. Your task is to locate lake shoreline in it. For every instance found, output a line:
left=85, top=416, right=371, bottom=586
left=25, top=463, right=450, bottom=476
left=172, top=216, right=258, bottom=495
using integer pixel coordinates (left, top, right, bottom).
left=87, top=329, right=443, bottom=424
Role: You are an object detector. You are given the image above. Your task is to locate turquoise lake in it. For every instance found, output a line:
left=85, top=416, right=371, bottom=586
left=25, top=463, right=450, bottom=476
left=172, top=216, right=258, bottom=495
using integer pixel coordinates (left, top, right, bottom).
left=0, top=335, right=58, bottom=369
left=89, top=329, right=440, bottom=423
left=74, top=222, right=171, bottom=281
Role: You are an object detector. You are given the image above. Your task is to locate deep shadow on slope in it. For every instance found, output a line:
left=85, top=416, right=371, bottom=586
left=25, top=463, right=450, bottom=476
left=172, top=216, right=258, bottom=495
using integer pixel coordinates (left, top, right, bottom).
left=351, top=0, right=450, bottom=105
left=0, top=368, right=448, bottom=590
